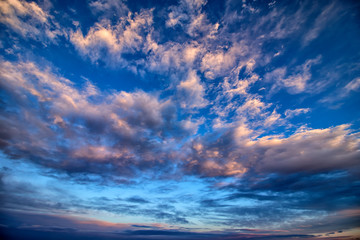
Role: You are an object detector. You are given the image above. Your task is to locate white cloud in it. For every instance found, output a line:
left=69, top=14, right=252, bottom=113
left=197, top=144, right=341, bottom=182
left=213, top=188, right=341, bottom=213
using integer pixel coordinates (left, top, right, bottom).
left=166, top=0, right=206, bottom=27
left=180, top=117, right=204, bottom=135
left=236, top=97, right=268, bottom=117
left=263, top=109, right=281, bottom=127
left=320, top=77, right=360, bottom=104
left=234, top=122, right=253, bottom=139
left=145, top=41, right=203, bottom=73
left=177, top=70, right=208, bottom=109
left=89, top=0, right=128, bottom=18
left=209, top=62, right=260, bottom=122
left=166, top=0, right=217, bottom=38
left=344, top=77, right=360, bottom=92
left=265, top=56, right=321, bottom=94
left=223, top=62, right=259, bottom=97
left=251, top=3, right=308, bottom=40
left=0, top=0, right=62, bottom=41
left=303, top=2, right=339, bottom=46
left=70, top=9, right=153, bottom=64
left=285, top=108, right=310, bottom=118
left=201, top=42, right=248, bottom=79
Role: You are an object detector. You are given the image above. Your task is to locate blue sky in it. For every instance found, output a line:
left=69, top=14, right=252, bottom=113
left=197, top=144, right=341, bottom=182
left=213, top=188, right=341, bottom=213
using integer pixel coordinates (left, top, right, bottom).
left=0, top=0, right=360, bottom=239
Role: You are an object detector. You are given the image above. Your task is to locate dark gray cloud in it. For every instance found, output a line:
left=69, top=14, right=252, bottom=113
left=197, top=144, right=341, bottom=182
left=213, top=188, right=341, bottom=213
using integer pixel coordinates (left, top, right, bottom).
left=126, top=196, right=150, bottom=204
left=0, top=60, right=194, bottom=180
left=190, top=170, right=360, bottom=234
left=180, top=123, right=360, bottom=178
left=1, top=210, right=334, bottom=240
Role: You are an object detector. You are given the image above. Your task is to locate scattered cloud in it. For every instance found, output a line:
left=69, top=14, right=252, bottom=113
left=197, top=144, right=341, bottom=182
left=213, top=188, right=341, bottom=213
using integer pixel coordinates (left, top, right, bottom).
left=70, top=9, right=153, bottom=66
left=285, top=108, right=311, bottom=118
left=177, top=70, right=208, bottom=109
left=265, top=56, right=322, bottom=94
left=0, top=0, right=62, bottom=42
left=201, top=42, right=249, bottom=79
left=303, top=2, right=341, bottom=46
left=322, top=77, right=360, bottom=104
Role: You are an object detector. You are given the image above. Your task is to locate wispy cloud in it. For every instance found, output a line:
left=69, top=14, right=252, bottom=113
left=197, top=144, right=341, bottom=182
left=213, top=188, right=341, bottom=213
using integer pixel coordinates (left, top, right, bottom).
left=0, top=0, right=63, bottom=42
left=265, top=56, right=322, bottom=94
left=321, top=77, right=360, bottom=105
left=70, top=9, right=153, bottom=66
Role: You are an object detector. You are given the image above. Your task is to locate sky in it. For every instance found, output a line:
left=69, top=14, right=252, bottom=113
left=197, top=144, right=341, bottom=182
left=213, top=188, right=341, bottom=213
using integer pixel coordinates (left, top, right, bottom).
left=0, top=0, right=360, bottom=239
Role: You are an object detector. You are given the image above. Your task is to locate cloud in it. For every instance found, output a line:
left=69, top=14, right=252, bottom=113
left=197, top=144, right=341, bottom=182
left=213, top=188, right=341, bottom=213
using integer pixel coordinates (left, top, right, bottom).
left=200, top=42, right=249, bottom=79
left=182, top=129, right=249, bottom=177
left=126, top=196, right=150, bottom=204
left=265, top=56, right=322, bottom=94
left=1, top=57, right=359, bottom=182
left=285, top=108, right=311, bottom=118
left=320, top=77, right=360, bottom=104
left=236, top=96, right=268, bottom=117
left=0, top=60, right=193, bottom=179
left=209, top=63, right=261, bottom=122
left=193, top=168, right=360, bottom=235
left=263, top=109, right=282, bottom=127
left=0, top=210, right=169, bottom=235
left=177, top=70, right=208, bottom=109
left=0, top=0, right=62, bottom=41
left=248, top=124, right=360, bottom=174
left=144, top=41, right=204, bottom=74
left=70, top=9, right=153, bottom=66
left=222, top=62, right=259, bottom=97
left=344, top=77, right=360, bottom=92
left=0, top=163, right=193, bottom=225
left=166, top=0, right=214, bottom=38
left=302, top=2, right=341, bottom=46
left=3, top=209, right=331, bottom=240
left=70, top=5, right=209, bottom=75
left=180, top=122, right=360, bottom=178
left=0, top=0, right=359, bottom=237
left=89, top=0, right=129, bottom=18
